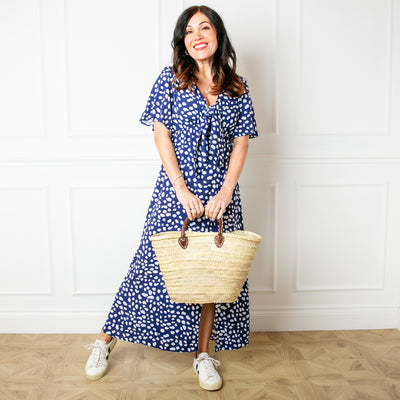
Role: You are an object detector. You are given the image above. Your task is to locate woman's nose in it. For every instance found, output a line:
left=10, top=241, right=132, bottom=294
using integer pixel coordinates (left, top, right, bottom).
left=194, top=29, right=203, bottom=40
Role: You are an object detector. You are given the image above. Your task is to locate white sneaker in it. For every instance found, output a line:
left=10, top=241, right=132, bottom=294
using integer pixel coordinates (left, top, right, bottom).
left=85, top=337, right=117, bottom=380
left=193, top=352, right=223, bottom=391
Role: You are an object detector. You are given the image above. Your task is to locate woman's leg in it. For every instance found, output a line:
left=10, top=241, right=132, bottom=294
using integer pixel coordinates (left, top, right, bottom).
left=194, top=303, right=222, bottom=390
left=196, top=303, right=215, bottom=357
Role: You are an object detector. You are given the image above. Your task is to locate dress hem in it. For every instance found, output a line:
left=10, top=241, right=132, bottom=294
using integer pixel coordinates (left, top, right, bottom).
left=101, top=329, right=250, bottom=353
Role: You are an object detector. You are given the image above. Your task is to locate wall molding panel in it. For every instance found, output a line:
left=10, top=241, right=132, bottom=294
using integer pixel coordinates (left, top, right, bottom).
left=297, top=0, right=393, bottom=136
left=242, top=183, right=278, bottom=293
left=64, top=0, right=160, bottom=138
left=294, top=182, right=388, bottom=292
left=69, top=185, right=155, bottom=295
left=0, top=0, right=46, bottom=138
left=0, top=187, right=53, bottom=295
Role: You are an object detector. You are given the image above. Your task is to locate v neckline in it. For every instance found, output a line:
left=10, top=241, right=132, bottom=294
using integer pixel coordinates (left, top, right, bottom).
left=195, top=84, right=220, bottom=108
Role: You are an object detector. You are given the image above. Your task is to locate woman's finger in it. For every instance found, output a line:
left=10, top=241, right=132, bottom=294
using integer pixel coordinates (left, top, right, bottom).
left=217, top=207, right=225, bottom=220
left=204, top=203, right=213, bottom=219
left=195, top=198, right=203, bottom=216
left=210, top=205, right=221, bottom=221
left=188, top=197, right=204, bottom=219
left=189, top=197, right=201, bottom=219
left=216, top=201, right=227, bottom=220
left=187, top=202, right=196, bottom=220
left=191, top=207, right=200, bottom=219
left=212, top=205, right=220, bottom=220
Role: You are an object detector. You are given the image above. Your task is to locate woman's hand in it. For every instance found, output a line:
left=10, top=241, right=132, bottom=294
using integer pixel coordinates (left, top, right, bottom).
left=204, top=186, right=234, bottom=221
left=174, top=179, right=204, bottom=221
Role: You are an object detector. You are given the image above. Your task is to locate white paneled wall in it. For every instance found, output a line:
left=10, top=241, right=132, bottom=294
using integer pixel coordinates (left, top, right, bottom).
left=1, top=0, right=400, bottom=333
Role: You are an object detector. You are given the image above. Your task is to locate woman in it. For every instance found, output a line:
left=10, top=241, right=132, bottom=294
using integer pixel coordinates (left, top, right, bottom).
left=85, top=5, right=257, bottom=391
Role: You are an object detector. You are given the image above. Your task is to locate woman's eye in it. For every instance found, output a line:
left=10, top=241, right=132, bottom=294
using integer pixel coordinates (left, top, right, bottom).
left=202, top=26, right=210, bottom=30
left=185, top=30, right=192, bottom=35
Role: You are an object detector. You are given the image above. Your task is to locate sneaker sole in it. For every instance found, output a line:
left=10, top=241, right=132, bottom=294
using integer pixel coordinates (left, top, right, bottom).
left=86, top=338, right=117, bottom=381
left=192, top=365, right=223, bottom=391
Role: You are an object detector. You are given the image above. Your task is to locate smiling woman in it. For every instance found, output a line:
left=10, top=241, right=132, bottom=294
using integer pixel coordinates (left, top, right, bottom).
left=172, top=5, right=246, bottom=100
left=84, top=4, right=258, bottom=393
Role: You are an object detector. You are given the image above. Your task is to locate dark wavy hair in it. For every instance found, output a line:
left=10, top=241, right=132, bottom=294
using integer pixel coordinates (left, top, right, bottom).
left=171, top=5, right=245, bottom=97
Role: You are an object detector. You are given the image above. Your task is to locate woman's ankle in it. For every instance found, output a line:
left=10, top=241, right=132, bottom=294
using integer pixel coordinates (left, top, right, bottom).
left=98, top=332, right=112, bottom=344
left=196, top=350, right=208, bottom=357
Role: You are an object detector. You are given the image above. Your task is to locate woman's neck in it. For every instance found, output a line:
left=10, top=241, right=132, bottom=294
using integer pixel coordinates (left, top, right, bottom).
left=196, top=59, right=213, bottom=81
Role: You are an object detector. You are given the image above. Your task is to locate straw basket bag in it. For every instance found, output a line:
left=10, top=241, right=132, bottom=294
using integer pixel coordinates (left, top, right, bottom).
left=150, top=217, right=262, bottom=304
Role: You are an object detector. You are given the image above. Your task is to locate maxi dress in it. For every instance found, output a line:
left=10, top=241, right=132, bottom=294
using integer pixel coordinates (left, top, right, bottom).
left=102, top=66, right=258, bottom=352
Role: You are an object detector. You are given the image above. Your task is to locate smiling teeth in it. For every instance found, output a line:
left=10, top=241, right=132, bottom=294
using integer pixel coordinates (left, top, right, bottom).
left=194, top=44, right=207, bottom=49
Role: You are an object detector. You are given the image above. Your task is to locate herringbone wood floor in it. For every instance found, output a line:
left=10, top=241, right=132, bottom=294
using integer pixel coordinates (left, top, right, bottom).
left=1, top=330, right=400, bottom=399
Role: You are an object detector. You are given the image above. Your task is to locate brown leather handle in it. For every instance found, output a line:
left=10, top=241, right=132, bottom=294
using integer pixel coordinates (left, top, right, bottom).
left=178, top=217, right=224, bottom=249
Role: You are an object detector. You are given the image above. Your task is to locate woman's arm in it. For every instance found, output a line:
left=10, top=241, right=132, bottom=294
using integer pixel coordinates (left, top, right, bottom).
left=153, top=121, right=204, bottom=220
left=204, top=135, right=249, bottom=221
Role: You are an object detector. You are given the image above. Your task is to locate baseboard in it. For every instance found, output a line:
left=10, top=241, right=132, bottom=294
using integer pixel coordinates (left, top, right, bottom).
left=250, top=306, right=399, bottom=332
left=0, top=310, right=108, bottom=333
left=0, top=307, right=398, bottom=333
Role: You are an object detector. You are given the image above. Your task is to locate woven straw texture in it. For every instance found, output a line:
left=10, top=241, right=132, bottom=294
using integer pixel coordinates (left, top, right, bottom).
left=150, top=229, right=262, bottom=304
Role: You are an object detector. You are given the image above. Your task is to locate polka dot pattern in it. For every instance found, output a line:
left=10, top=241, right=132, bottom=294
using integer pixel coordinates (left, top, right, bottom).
left=101, top=66, right=258, bottom=352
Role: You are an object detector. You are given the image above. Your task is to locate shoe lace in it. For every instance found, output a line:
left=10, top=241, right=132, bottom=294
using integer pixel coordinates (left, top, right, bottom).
left=85, top=342, right=108, bottom=367
left=197, top=354, right=220, bottom=379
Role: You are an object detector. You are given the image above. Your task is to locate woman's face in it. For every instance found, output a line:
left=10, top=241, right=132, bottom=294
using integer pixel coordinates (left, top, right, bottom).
left=184, top=12, right=218, bottom=65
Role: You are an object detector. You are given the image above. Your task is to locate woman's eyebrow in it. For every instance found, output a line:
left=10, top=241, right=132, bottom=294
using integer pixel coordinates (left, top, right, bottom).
left=186, top=21, right=210, bottom=28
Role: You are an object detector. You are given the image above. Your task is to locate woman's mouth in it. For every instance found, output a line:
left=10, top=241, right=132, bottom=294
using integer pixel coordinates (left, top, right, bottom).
left=193, top=43, right=208, bottom=51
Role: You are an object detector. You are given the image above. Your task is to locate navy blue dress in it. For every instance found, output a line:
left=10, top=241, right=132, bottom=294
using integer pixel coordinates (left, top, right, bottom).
left=102, top=67, right=258, bottom=352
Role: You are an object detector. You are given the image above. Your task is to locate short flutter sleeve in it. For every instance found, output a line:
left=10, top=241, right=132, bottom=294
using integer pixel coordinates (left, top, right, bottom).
left=233, top=78, right=258, bottom=139
left=140, top=67, right=174, bottom=131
